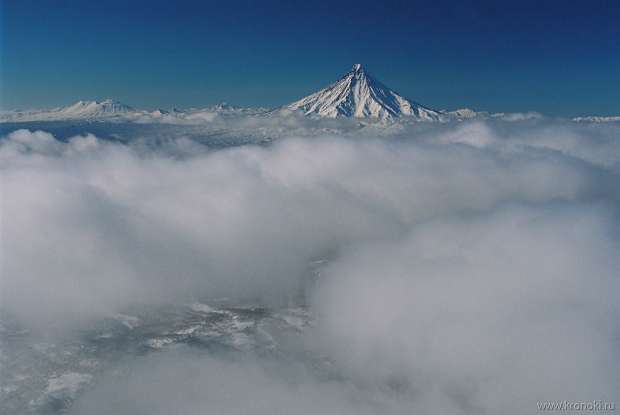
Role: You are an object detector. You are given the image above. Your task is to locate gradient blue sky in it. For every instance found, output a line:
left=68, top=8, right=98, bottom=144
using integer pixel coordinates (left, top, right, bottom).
left=1, top=0, right=619, bottom=116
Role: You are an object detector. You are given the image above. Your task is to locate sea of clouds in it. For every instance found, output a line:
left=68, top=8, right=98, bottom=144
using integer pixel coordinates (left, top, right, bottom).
left=1, top=117, right=619, bottom=414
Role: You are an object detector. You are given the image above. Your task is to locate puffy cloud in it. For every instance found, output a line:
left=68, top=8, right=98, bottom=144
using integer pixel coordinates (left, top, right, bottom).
left=2, top=128, right=613, bottom=327
left=312, top=205, right=620, bottom=413
left=1, top=118, right=619, bottom=413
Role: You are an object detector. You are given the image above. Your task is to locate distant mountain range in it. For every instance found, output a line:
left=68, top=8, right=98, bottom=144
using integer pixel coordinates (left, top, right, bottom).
left=1, top=65, right=617, bottom=123
left=0, top=100, right=267, bottom=123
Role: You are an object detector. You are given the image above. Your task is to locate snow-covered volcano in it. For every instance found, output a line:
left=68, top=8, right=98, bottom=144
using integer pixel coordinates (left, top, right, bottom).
left=286, top=64, right=441, bottom=120
left=57, top=99, right=135, bottom=118
left=0, top=99, right=138, bottom=122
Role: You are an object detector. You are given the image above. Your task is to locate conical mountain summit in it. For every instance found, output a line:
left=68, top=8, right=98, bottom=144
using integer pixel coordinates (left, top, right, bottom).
left=286, top=64, right=441, bottom=120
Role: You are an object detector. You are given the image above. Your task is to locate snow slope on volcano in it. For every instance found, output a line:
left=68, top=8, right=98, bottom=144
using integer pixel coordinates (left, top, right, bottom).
left=56, top=99, right=135, bottom=118
left=286, top=64, right=442, bottom=121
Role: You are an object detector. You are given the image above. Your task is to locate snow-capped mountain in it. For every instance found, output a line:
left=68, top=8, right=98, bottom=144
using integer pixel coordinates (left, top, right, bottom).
left=57, top=99, right=135, bottom=118
left=286, top=64, right=442, bottom=121
left=0, top=99, right=139, bottom=122
left=572, top=115, right=620, bottom=123
left=445, top=108, right=481, bottom=119
left=0, top=99, right=273, bottom=123
left=1, top=83, right=604, bottom=126
left=209, top=102, right=238, bottom=112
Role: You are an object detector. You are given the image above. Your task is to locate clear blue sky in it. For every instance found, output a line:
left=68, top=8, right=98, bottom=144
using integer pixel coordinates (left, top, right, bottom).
left=1, top=0, right=619, bottom=116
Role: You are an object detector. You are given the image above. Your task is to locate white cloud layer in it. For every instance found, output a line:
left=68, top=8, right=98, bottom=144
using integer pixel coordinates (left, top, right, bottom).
left=1, top=118, right=619, bottom=413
